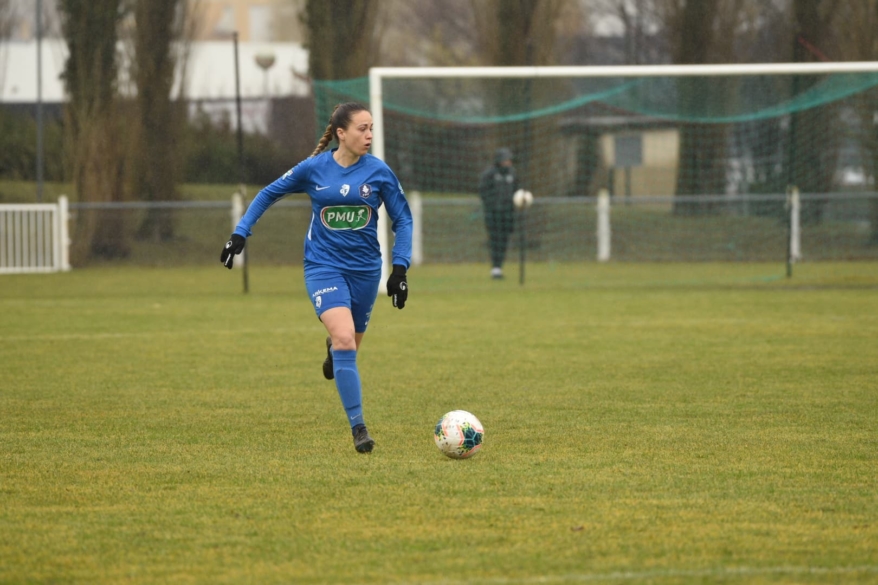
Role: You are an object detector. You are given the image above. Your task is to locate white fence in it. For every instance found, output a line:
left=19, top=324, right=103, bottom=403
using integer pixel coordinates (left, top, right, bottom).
left=0, top=196, right=70, bottom=274
left=0, top=190, right=849, bottom=270
left=406, top=189, right=805, bottom=266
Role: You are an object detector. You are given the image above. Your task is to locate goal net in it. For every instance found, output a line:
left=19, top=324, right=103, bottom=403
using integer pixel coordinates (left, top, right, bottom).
left=312, top=64, right=878, bottom=268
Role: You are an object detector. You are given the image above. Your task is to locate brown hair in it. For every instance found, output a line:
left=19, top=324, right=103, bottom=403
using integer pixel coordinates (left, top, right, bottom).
left=310, top=102, right=370, bottom=157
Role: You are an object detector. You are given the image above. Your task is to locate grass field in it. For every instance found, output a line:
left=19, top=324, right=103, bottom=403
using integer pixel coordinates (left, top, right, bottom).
left=2, top=262, right=878, bottom=584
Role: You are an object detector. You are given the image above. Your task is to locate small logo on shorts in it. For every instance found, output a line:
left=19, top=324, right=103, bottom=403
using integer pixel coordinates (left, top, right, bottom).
left=313, top=286, right=337, bottom=309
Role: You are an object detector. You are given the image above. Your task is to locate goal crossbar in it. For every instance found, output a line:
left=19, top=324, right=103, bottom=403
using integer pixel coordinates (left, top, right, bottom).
left=370, top=62, right=878, bottom=83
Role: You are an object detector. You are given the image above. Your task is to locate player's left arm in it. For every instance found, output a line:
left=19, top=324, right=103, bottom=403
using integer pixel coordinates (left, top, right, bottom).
left=381, top=171, right=413, bottom=270
left=381, top=169, right=413, bottom=309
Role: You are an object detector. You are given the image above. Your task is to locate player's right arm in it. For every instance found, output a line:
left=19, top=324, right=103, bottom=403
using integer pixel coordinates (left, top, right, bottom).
left=220, top=159, right=310, bottom=269
left=234, top=160, right=311, bottom=237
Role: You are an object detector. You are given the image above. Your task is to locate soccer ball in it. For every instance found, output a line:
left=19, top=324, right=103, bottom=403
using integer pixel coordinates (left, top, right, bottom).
left=513, top=189, right=534, bottom=209
left=434, top=410, right=484, bottom=459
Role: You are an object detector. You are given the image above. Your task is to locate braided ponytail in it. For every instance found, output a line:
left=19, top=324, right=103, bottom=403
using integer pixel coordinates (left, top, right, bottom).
left=309, top=102, right=369, bottom=157
left=310, top=124, right=334, bottom=157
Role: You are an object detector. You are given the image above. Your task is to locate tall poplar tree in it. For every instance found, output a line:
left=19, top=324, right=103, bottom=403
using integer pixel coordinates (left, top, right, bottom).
left=668, top=0, right=728, bottom=214
left=59, top=0, right=128, bottom=262
left=302, top=0, right=381, bottom=80
left=131, top=0, right=188, bottom=241
left=787, top=0, right=838, bottom=224
left=472, top=0, right=566, bottom=181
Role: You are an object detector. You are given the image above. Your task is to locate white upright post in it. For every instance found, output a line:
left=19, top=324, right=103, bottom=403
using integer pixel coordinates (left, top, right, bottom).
left=789, top=187, right=801, bottom=263
left=410, top=191, right=423, bottom=266
left=231, top=192, right=245, bottom=269
left=369, top=68, right=391, bottom=289
left=597, top=189, right=611, bottom=262
left=58, top=195, right=70, bottom=271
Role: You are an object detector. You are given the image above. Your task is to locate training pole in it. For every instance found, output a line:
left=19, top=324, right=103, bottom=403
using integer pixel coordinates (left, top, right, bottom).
left=518, top=209, right=526, bottom=285
left=233, top=32, right=249, bottom=294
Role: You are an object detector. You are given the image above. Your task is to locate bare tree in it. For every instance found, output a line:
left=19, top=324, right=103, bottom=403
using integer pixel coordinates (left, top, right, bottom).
left=588, top=0, right=660, bottom=64
left=665, top=0, right=725, bottom=212
left=301, top=0, right=382, bottom=80
left=379, top=0, right=481, bottom=66
left=786, top=0, right=840, bottom=224
left=833, top=1, right=878, bottom=243
left=130, top=0, right=193, bottom=242
left=472, top=0, right=567, bottom=66
left=470, top=1, right=572, bottom=183
left=58, top=0, right=128, bottom=263
left=374, top=0, right=589, bottom=68
left=655, top=0, right=753, bottom=213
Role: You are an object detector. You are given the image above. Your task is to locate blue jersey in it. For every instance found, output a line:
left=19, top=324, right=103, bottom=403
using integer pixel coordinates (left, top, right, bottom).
left=234, top=150, right=413, bottom=273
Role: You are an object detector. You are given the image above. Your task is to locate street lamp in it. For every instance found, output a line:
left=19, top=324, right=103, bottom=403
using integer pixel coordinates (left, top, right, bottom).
left=254, top=52, right=276, bottom=98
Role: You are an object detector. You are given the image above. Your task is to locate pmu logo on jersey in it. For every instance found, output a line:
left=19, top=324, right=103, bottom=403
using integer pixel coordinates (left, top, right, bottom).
left=359, top=184, right=373, bottom=199
left=320, top=205, right=371, bottom=230
left=340, top=184, right=350, bottom=197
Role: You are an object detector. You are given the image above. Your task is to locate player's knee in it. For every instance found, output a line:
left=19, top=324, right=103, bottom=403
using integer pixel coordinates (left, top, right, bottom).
left=331, top=331, right=357, bottom=351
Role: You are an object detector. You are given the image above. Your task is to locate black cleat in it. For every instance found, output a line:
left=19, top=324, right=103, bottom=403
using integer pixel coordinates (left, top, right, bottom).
left=353, top=425, right=375, bottom=454
left=323, top=336, right=334, bottom=380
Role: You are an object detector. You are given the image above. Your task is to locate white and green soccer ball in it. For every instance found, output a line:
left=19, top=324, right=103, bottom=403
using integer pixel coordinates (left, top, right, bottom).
left=434, top=410, right=484, bottom=459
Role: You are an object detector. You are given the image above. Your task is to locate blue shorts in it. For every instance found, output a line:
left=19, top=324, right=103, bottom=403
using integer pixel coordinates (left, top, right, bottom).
left=304, top=264, right=381, bottom=333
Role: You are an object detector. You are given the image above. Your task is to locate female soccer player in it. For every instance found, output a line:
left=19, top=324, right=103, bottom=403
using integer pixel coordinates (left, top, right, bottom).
left=220, top=102, right=412, bottom=454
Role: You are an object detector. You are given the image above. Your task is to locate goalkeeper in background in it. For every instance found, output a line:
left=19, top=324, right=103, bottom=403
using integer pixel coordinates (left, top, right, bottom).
left=478, top=147, right=520, bottom=279
left=220, top=102, right=412, bottom=455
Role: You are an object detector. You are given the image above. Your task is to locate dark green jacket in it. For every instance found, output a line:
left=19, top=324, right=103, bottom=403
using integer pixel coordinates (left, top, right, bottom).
left=478, top=164, right=519, bottom=215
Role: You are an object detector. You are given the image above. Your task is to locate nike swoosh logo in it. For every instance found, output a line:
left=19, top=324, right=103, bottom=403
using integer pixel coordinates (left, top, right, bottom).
left=316, top=186, right=329, bottom=191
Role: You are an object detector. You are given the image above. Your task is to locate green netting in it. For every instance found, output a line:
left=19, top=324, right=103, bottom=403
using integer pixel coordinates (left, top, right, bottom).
left=312, top=71, right=878, bottom=265
left=318, top=73, right=878, bottom=124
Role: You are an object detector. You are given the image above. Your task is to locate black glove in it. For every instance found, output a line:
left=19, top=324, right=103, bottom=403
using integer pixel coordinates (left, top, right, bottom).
left=220, top=234, right=246, bottom=269
left=386, top=264, right=408, bottom=309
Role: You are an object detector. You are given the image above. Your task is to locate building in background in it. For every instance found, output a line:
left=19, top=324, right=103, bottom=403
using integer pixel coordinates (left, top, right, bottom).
left=196, top=0, right=304, bottom=43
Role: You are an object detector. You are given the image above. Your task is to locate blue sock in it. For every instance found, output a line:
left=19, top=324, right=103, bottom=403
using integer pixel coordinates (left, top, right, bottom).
left=332, top=349, right=364, bottom=429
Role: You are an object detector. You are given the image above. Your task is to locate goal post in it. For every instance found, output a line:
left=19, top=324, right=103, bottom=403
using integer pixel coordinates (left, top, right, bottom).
left=351, top=62, right=878, bottom=276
